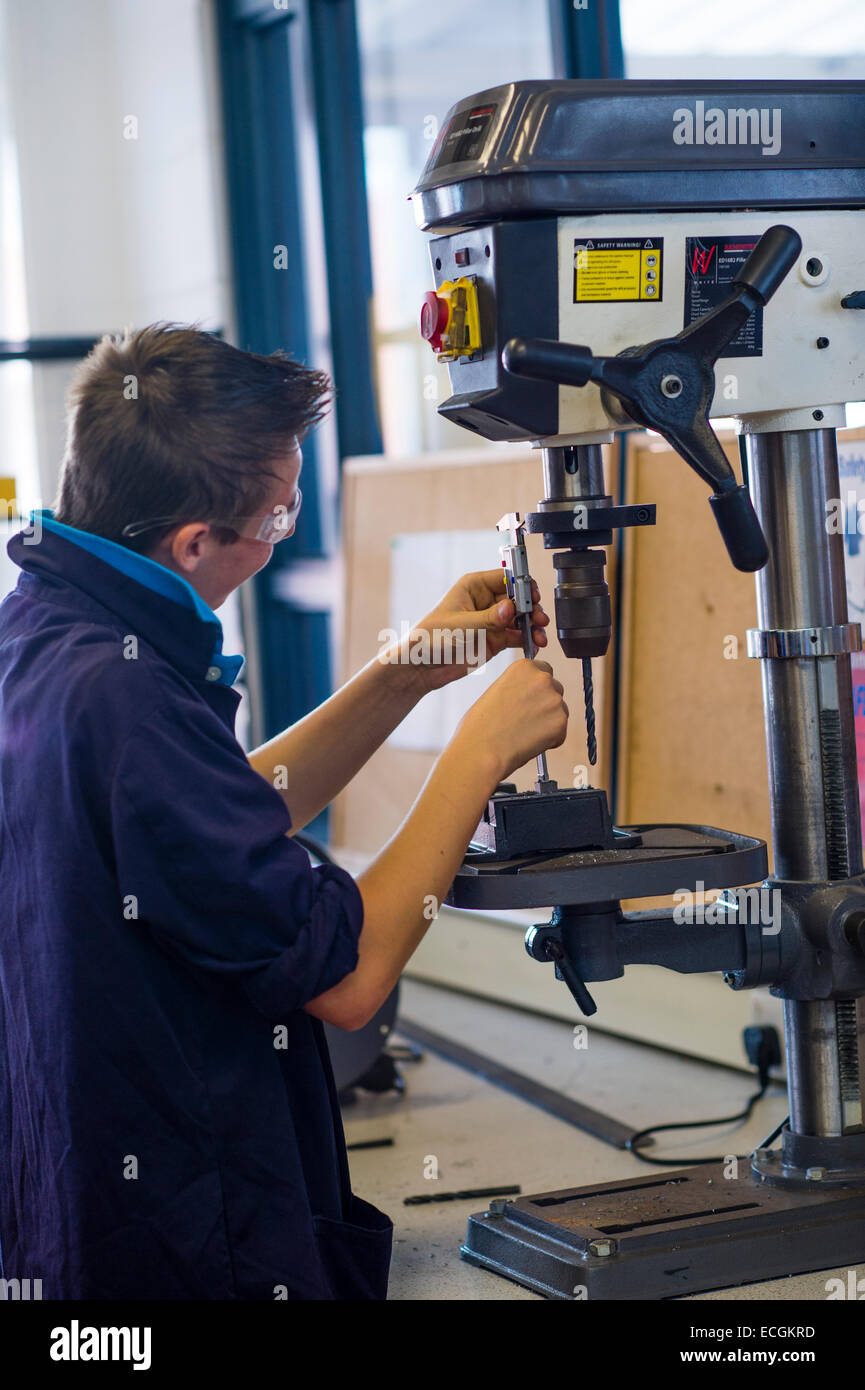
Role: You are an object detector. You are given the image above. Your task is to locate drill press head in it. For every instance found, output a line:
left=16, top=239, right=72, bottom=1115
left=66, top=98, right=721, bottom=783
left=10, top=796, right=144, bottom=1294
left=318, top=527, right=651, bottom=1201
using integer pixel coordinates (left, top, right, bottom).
left=414, top=78, right=865, bottom=775
left=413, top=80, right=865, bottom=570
left=413, top=81, right=864, bottom=439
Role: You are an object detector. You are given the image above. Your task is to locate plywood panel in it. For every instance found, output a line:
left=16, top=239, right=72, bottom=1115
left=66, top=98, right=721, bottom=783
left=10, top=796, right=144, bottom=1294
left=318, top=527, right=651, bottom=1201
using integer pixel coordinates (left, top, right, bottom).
left=617, top=429, right=771, bottom=860
left=332, top=446, right=620, bottom=855
left=617, top=425, right=865, bottom=879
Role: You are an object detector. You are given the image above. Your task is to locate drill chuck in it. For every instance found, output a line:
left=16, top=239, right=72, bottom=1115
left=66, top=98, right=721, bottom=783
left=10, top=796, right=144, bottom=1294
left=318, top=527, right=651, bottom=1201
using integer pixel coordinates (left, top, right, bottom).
left=552, top=549, right=611, bottom=660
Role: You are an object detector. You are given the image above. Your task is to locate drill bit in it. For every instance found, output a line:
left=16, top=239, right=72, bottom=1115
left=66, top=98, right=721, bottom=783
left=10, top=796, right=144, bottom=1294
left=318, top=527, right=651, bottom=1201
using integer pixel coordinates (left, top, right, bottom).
left=582, top=658, right=597, bottom=766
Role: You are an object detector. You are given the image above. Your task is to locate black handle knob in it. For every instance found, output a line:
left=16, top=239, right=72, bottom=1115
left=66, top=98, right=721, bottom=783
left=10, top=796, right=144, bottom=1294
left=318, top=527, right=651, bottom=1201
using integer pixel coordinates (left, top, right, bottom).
left=502, top=336, right=595, bottom=388
left=734, top=224, right=802, bottom=304
left=499, top=229, right=803, bottom=580
left=708, top=486, right=770, bottom=572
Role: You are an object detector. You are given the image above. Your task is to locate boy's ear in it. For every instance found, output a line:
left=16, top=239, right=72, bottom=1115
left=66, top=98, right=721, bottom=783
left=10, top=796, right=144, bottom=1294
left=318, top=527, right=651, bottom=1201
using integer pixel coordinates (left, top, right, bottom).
left=164, top=522, right=212, bottom=572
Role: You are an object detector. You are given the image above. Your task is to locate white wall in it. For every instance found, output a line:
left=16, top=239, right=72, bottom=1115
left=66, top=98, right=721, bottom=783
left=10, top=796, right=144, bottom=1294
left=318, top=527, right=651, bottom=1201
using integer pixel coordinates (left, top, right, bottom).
left=1, top=0, right=232, bottom=504
left=0, top=0, right=252, bottom=744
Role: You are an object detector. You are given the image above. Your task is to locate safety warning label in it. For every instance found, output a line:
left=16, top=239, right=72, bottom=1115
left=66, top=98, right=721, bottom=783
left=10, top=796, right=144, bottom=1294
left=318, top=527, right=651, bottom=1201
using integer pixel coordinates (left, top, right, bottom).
left=573, top=237, right=663, bottom=303
left=684, top=235, right=763, bottom=357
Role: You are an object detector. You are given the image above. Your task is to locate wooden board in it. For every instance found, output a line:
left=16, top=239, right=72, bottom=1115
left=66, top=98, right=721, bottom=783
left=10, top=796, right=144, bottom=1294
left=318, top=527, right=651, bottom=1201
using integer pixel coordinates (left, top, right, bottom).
left=331, top=446, right=619, bottom=854
left=617, top=425, right=865, bottom=877
left=616, top=428, right=770, bottom=857
left=330, top=429, right=863, bottom=1070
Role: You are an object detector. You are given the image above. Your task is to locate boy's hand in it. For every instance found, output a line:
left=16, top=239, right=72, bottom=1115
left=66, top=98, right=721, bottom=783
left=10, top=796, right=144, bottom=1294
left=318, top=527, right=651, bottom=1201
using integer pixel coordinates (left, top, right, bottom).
left=456, top=658, right=568, bottom=781
left=382, top=568, right=550, bottom=693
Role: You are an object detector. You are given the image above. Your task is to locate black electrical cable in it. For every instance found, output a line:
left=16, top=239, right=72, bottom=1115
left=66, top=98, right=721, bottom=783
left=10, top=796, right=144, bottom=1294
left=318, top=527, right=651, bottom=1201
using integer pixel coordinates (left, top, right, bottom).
left=626, top=1081, right=769, bottom=1166
left=625, top=1039, right=784, bottom=1167
left=296, top=833, right=790, bottom=1170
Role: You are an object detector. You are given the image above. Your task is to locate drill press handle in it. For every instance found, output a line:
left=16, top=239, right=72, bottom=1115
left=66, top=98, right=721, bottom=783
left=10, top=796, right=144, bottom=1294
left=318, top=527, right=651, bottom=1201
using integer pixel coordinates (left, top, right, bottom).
left=502, top=224, right=803, bottom=574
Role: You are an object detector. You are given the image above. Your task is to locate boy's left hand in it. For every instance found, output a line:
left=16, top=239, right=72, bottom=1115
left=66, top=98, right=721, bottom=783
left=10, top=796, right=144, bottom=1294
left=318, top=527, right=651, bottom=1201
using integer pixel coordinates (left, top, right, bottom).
left=385, top=568, right=550, bottom=692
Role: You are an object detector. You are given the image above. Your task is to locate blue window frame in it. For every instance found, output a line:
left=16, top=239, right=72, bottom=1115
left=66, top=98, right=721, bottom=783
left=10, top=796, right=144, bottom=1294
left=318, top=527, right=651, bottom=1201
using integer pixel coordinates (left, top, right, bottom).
left=217, top=1, right=382, bottom=845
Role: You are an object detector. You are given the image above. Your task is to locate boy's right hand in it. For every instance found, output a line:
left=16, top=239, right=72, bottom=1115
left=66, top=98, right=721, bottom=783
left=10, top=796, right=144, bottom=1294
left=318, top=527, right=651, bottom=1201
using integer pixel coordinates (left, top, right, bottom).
left=456, top=658, right=569, bottom=781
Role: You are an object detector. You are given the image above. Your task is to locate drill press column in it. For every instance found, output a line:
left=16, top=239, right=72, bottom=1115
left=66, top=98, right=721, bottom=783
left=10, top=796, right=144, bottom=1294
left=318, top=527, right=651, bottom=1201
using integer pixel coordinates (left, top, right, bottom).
left=746, top=426, right=865, bottom=1146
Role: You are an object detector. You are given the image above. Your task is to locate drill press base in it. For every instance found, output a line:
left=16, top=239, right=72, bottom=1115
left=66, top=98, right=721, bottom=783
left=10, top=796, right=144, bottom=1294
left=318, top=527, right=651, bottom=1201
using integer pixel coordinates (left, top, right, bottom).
left=461, top=1163, right=865, bottom=1299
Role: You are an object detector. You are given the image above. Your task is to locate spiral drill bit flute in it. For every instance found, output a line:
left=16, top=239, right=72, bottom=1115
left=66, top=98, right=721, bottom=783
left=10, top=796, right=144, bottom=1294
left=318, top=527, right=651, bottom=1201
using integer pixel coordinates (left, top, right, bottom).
left=581, top=658, right=597, bottom=766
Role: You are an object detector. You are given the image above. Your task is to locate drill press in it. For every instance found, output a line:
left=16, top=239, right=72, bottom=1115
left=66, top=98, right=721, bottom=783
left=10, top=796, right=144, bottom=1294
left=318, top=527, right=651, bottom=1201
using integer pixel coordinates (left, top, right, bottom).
left=413, top=79, right=865, bottom=1298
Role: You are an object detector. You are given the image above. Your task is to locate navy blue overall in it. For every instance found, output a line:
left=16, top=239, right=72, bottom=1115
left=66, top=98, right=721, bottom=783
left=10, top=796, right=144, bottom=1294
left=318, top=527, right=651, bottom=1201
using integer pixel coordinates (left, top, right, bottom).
left=0, top=514, right=392, bottom=1299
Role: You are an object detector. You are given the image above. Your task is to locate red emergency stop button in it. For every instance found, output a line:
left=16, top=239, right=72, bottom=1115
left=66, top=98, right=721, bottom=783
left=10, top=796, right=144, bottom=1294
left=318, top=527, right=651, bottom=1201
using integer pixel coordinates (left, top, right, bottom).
left=420, top=291, right=450, bottom=353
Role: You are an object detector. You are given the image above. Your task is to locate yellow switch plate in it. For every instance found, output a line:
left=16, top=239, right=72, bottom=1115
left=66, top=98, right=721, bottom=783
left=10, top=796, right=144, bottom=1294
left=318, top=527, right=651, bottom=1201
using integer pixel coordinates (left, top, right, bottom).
left=435, top=276, right=481, bottom=360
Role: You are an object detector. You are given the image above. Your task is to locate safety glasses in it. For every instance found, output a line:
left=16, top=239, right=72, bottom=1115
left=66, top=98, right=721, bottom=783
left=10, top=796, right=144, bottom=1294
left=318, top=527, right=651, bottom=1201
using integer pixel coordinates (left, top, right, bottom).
left=121, top=488, right=302, bottom=544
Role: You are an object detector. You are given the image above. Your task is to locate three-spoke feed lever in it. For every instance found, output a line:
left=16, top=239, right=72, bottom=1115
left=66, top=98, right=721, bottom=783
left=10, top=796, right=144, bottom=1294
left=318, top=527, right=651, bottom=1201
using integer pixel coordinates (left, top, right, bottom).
left=503, top=224, right=803, bottom=573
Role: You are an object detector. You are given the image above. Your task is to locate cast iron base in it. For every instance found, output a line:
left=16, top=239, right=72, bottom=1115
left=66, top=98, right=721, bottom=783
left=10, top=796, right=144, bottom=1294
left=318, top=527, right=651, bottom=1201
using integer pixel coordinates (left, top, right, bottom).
left=460, top=1160, right=865, bottom=1299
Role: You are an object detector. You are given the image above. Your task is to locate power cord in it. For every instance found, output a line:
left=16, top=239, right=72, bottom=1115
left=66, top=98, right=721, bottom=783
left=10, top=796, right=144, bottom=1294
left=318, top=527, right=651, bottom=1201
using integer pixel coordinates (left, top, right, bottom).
left=626, top=1024, right=782, bottom=1167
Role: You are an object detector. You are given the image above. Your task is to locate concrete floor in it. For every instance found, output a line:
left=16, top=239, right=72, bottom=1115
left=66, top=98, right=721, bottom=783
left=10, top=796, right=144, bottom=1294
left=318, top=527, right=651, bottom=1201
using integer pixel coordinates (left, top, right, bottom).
left=342, top=978, right=855, bottom=1301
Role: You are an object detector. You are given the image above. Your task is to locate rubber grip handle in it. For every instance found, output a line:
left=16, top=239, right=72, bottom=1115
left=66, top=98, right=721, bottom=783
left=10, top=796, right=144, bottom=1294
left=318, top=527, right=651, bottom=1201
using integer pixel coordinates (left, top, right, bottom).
left=709, top=486, right=769, bottom=572
left=502, top=337, right=595, bottom=388
left=734, top=224, right=802, bottom=304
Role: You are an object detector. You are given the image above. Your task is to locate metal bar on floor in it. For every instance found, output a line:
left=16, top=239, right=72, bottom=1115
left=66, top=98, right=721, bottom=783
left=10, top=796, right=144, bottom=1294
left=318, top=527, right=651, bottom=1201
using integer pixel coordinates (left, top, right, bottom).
left=395, top=1016, right=646, bottom=1151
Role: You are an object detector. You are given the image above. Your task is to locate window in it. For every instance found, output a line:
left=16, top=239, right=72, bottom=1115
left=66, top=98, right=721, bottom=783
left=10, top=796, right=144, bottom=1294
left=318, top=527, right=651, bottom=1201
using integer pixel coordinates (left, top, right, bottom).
left=621, top=0, right=865, bottom=79
left=356, top=0, right=555, bottom=457
left=621, top=0, right=865, bottom=426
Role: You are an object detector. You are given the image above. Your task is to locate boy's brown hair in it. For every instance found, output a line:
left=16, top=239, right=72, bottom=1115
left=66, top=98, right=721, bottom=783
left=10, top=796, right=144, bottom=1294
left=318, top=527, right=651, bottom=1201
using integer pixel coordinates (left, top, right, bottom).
left=54, top=323, right=330, bottom=552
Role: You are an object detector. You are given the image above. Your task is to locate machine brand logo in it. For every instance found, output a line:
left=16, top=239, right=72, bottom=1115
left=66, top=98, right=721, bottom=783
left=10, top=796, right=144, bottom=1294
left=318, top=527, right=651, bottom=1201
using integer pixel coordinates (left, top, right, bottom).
left=672, top=101, right=781, bottom=157
left=691, top=244, right=716, bottom=276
